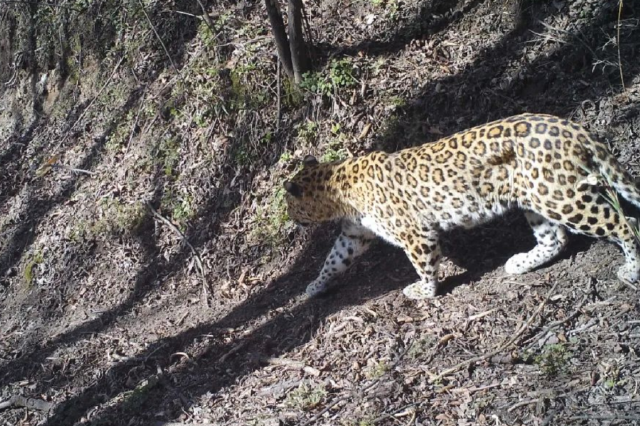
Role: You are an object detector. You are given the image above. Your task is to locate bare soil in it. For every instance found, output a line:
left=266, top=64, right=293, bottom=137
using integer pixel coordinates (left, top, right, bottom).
left=1, top=0, right=640, bottom=425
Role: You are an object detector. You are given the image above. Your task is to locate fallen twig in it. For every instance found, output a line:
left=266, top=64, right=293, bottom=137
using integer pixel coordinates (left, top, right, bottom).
left=523, top=297, right=585, bottom=348
left=195, top=0, right=215, bottom=34
left=0, top=395, right=53, bottom=412
left=218, top=341, right=248, bottom=364
left=147, top=203, right=211, bottom=305
left=506, top=388, right=587, bottom=413
left=430, top=282, right=559, bottom=383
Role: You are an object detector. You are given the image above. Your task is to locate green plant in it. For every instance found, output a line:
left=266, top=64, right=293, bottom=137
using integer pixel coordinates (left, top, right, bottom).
left=388, top=95, right=406, bottom=108
left=365, top=360, right=389, bottom=379
left=602, top=363, right=625, bottom=391
left=329, top=58, right=358, bottom=90
left=157, top=136, right=181, bottom=177
left=408, top=336, right=434, bottom=359
left=283, top=77, right=305, bottom=108
left=285, top=383, right=327, bottom=411
left=340, top=418, right=376, bottom=426
left=300, top=58, right=358, bottom=96
left=300, top=71, right=333, bottom=96
left=161, top=190, right=195, bottom=230
left=320, top=137, right=348, bottom=163
left=296, top=120, right=319, bottom=144
left=535, top=344, right=572, bottom=376
left=69, top=198, right=146, bottom=241
left=229, top=63, right=269, bottom=110
left=279, top=152, right=293, bottom=163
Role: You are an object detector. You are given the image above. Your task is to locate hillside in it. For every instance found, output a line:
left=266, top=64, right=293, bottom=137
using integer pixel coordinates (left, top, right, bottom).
left=1, top=0, right=640, bottom=425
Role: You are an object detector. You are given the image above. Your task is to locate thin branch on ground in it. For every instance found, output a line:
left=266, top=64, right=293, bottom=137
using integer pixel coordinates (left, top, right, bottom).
left=137, top=0, right=179, bottom=75
left=160, top=9, right=201, bottom=19
left=523, top=296, right=586, bottom=348
left=430, top=281, right=559, bottom=383
left=146, top=203, right=211, bottom=305
left=53, top=164, right=96, bottom=176
left=371, top=403, right=419, bottom=425
left=194, top=0, right=215, bottom=34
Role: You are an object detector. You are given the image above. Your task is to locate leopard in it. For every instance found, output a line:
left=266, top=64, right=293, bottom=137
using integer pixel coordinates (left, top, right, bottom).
left=283, top=113, right=640, bottom=300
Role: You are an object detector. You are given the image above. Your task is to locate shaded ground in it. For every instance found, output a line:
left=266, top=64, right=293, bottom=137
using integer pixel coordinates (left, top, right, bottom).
left=1, top=0, right=640, bottom=425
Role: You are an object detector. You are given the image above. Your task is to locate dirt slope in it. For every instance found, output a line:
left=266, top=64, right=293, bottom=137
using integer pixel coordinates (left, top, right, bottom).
left=1, top=0, right=640, bottom=425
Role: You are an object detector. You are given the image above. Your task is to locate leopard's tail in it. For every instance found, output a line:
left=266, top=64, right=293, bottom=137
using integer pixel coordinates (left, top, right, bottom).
left=593, top=148, right=640, bottom=210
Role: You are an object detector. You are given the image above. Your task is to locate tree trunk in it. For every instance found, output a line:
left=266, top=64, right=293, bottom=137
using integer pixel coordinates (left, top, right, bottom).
left=264, top=0, right=294, bottom=78
left=287, top=0, right=309, bottom=83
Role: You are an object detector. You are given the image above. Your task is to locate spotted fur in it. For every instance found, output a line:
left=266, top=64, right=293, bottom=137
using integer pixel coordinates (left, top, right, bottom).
left=284, top=114, right=640, bottom=300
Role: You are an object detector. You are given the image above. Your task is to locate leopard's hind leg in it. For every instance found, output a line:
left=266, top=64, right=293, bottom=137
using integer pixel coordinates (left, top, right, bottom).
left=505, top=212, right=569, bottom=275
left=531, top=186, right=640, bottom=285
left=560, top=194, right=640, bottom=285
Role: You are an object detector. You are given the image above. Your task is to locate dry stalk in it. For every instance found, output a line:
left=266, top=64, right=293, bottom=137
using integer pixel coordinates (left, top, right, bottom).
left=276, top=58, right=282, bottom=129
left=617, top=0, right=625, bottom=89
left=508, top=387, right=588, bottom=413
left=430, top=281, right=559, bottom=383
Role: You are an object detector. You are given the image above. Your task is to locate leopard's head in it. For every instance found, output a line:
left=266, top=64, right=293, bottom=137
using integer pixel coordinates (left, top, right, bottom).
left=283, top=155, right=344, bottom=225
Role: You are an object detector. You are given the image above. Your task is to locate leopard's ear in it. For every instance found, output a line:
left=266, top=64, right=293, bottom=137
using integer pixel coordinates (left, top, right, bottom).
left=284, top=181, right=303, bottom=198
left=303, top=155, right=319, bottom=167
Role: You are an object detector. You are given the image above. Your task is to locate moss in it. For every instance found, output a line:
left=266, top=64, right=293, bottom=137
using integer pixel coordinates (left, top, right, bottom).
left=69, top=199, right=146, bottom=241
left=23, top=251, right=44, bottom=286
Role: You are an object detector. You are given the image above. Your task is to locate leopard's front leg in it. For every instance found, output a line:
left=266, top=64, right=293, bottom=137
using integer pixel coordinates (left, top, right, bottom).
left=305, top=220, right=375, bottom=297
left=401, top=228, right=442, bottom=300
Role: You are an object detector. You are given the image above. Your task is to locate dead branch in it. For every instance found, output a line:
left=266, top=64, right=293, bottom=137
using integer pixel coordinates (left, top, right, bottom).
left=195, top=0, right=215, bottom=34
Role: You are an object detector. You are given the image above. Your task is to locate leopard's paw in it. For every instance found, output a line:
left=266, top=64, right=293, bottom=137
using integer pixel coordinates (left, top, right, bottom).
left=504, top=253, right=533, bottom=275
left=305, top=280, right=328, bottom=297
left=402, top=281, right=436, bottom=300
